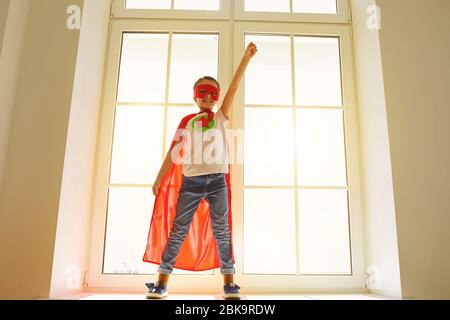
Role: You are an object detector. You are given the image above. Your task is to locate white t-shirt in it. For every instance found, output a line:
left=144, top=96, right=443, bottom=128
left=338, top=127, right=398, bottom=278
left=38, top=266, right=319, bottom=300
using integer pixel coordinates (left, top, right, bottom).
left=180, top=109, right=230, bottom=177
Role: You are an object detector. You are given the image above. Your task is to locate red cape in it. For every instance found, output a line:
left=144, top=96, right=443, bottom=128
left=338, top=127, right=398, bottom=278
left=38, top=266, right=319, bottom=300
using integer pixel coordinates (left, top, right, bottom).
left=142, top=110, right=234, bottom=271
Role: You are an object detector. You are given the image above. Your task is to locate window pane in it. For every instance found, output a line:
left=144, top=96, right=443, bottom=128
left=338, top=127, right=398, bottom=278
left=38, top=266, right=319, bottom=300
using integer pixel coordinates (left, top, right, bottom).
left=174, top=0, right=220, bottom=11
left=245, top=35, right=292, bottom=105
left=126, top=0, right=171, bottom=9
left=103, top=187, right=157, bottom=274
left=169, top=34, right=219, bottom=104
left=117, top=33, right=169, bottom=103
left=110, top=105, right=164, bottom=185
left=296, top=109, right=347, bottom=186
left=294, top=37, right=342, bottom=106
left=298, top=189, right=351, bottom=274
left=244, top=189, right=296, bottom=274
left=165, top=106, right=199, bottom=152
left=293, top=0, right=338, bottom=14
left=244, top=108, right=295, bottom=186
left=245, top=0, right=290, bottom=12
left=103, top=187, right=214, bottom=275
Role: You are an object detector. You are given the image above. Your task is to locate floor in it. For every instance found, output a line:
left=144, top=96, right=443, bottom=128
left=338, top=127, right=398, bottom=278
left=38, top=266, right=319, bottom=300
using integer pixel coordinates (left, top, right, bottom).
left=60, top=293, right=390, bottom=300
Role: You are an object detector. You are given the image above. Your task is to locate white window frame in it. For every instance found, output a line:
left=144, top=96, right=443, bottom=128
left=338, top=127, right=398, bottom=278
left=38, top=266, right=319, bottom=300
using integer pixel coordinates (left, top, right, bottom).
left=231, top=21, right=365, bottom=291
left=87, top=0, right=366, bottom=293
left=234, top=0, right=351, bottom=24
left=87, top=20, right=232, bottom=292
left=112, top=0, right=232, bottom=20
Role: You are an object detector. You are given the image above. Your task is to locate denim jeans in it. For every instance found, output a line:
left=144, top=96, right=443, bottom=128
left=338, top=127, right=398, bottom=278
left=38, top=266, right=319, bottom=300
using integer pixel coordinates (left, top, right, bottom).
left=158, top=173, right=235, bottom=275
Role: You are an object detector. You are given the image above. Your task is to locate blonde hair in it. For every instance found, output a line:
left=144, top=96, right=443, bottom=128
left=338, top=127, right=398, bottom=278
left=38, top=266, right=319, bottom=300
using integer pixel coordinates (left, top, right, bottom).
left=193, top=76, right=220, bottom=89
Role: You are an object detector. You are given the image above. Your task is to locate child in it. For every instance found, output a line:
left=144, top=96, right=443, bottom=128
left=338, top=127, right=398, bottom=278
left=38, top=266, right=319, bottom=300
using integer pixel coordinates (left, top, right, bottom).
left=143, top=42, right=258, bottom=299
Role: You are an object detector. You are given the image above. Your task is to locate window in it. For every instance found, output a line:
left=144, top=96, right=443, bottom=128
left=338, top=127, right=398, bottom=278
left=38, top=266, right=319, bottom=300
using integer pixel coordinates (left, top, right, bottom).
left=89, top=0, right=364, bottom=291
left=126, top=0, right=172, bottom=10
left=235, top=0, right=349, bottom=23
left=126, top=0, right=220, bottom=11
left=114, top=0, right=230, bottom=19
left=104, top=32, right=219, bottom=275
left=242, top=34, right=351, bottom=275
left=292, top=0, right=338, bottom=14
left=245, top=0, right=338, bottom=14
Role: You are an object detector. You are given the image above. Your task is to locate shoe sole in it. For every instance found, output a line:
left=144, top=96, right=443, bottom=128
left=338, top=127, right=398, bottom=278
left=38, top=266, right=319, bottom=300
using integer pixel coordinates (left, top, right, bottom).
left=223, top=293, right=241, bottom=300
left=146, top=292, right=168, bottom=299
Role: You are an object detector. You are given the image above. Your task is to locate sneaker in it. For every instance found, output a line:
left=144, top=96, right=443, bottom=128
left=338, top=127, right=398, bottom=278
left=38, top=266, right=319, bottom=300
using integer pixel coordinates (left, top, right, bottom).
left=223, top=283, right=241, bottom=300
left=145, top=282, right=168, bottom=299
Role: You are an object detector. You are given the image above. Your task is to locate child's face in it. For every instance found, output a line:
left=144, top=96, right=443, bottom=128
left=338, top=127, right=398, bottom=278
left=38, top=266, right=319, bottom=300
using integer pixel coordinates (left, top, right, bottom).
left=193, top=79, right=219, bottom=111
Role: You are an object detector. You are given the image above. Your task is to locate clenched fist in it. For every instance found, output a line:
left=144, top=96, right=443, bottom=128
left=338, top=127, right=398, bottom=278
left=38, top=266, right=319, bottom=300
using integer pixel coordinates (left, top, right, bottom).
left=244, top=42, right=258, bottom=59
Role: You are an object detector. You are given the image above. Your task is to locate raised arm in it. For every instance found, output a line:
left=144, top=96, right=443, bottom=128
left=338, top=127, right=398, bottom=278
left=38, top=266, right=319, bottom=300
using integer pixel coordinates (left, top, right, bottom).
left=219, top=42, right=258, bottom=120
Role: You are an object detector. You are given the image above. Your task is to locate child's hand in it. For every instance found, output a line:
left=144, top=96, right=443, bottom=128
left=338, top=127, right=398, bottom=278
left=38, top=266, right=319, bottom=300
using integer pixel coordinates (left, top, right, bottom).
left=152, top=180, right=161, bottom=196
left=244, top=42, right=258, bottom=59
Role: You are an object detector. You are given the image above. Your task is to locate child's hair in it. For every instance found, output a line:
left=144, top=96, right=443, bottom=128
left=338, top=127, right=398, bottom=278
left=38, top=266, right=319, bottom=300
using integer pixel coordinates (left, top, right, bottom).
left=193, top=76, right=220, bottom=90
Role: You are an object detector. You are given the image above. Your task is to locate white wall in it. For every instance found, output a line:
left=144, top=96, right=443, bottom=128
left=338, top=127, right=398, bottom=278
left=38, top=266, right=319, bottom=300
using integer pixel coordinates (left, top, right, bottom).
left=0, top=0, right=83, bottom=299
left=350, top=0, right=402, bottom=298
left=49, top=0, right=111, bottom=298
left=0, top=0, right=30, bottom=198
left=375, top=0, right=450, bottom=299
left=352, top=0, right=450, bottom=300
left=0, top=0, right=11, bottom=52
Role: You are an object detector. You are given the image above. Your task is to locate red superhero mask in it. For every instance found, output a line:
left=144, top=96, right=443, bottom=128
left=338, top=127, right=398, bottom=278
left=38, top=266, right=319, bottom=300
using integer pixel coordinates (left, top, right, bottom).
left=194, top=84, right=220, bottom=101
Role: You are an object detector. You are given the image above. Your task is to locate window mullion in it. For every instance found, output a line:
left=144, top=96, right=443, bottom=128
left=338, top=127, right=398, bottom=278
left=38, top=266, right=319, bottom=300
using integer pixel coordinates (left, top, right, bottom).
left=161, top=32, right=173, bottom=162
left=290, top=34, right=300, bottom=276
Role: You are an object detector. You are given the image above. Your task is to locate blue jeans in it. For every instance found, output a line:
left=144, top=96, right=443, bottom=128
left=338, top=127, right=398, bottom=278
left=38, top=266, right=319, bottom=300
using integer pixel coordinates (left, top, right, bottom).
left=158, top=173, right=235, bottom=275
